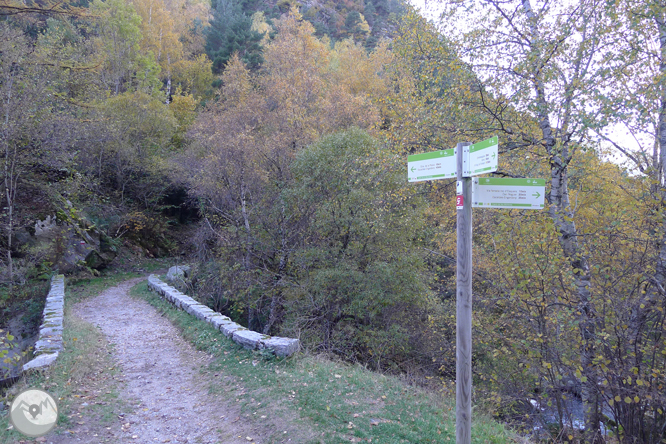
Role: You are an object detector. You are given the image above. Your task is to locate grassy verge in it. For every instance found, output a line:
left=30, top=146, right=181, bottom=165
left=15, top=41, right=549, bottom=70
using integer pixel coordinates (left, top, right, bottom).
left=0, top=271, right=145, bottom=443
left=131, top=281, right=521, bottom=444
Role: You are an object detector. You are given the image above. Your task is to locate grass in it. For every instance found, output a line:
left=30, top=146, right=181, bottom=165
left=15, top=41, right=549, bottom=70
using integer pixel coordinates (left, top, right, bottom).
left=131, top=280, right=521, bottom=444
left=0, top=267, right=523, bottom=443
left=0, top=271, right=141, bottom=443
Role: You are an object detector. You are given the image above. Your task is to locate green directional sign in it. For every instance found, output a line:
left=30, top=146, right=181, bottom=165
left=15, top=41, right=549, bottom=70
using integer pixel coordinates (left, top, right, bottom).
left=464, top=136, right=498, bottom=177
left=472, top=177, right=545, bottom=209
left=407, top=148, right=457, bottom=182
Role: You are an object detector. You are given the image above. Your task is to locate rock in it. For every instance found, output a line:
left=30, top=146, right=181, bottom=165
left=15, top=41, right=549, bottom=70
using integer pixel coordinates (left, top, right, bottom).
left=22, top=213, right=117, bottom=273
left=23, top=353, right=59, bottom=371
left=184, top=303, right=212, bottom=319
left=38, top=326, right=63, bottom=338
left=33, top=339, right=63, bottom=354
left=219, top=320, right=244, bottom=338
left=209, top=314, right=233, bottom=330
left=34, top=215, right=57, bottom=240
left=232, top=330, right=265, bottom=350
left=260, top=337, right=300, bottom=358
left=85, top=250, right=116, bottom=270
left=11, top=228, right=33, bottom=251
left=166, top=265, right=191, bottom=283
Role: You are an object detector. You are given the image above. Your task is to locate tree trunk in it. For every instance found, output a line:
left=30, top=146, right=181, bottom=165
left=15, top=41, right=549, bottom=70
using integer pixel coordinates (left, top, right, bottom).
left=263, top=201, right=287, bottom=335
left=547, top=145, right=599, bottom=442
left=653, top=9, right=666, bottom=293
left=240, top=170, right=257, bottom=330
left=519, top=0, right=600, bottom=438
left=2, top=64, right=15, bottom=295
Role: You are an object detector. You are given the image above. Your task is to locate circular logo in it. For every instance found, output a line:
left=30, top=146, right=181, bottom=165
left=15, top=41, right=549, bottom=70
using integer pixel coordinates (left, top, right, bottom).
left=9, top=388, right=58, bottom=437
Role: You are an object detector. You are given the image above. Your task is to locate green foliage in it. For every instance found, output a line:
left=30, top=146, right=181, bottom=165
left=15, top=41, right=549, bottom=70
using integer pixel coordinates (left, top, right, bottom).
left=97, top=91, right=177, bottom=205
left=205, top=0, right=264, bottom=73
left=90, top=0, right=145, bottom=94
left=382, top=8, right=482, bottom=154
left=0, top=329, right=22, bottom=379
left=283, top=129, right=431, bottom=367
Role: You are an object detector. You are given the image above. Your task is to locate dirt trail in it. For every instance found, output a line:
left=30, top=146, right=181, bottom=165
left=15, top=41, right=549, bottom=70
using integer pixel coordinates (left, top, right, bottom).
left=46, top=278, right=260, bottom=444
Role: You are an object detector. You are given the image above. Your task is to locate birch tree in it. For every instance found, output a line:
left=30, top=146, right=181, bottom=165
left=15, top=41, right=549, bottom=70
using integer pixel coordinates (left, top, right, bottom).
left=438, top=0, right=617, bottom=440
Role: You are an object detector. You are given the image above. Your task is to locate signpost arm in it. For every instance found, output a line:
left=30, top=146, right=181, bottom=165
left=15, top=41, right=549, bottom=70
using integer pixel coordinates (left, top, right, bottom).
left=456, top=142, right=473, bottom=444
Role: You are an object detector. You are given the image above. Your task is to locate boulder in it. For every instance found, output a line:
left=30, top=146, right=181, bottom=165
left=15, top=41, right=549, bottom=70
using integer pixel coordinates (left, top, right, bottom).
left=166, top=265, right=191, bottom=283
left=11, top=228, right=33, bottom=251
left=34, top=215, right=57, bottom=240
left=85, top=250, right=116, bottom=269
left=45, top=214, right=117, bottom=272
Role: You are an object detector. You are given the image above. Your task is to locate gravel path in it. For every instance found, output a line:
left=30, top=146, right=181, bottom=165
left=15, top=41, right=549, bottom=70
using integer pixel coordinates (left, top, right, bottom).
left=46, top=278, right=259, bottom=444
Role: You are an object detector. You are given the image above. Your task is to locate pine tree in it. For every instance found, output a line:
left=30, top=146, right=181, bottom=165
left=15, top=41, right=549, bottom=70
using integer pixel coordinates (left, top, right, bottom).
left=205, top=0, right=264, bottom=73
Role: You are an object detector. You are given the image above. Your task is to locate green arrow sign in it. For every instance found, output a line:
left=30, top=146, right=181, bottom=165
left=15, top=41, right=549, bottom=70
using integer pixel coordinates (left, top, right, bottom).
left=472, top=177, right=545, bottom=209
left=407, top=148, right=457, bottom=182
left=464, top=136, right=498, bottom=177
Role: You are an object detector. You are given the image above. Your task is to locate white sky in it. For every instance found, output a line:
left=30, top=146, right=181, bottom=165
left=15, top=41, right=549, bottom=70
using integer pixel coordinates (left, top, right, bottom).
left=407, top=0, right=442, bottom=23
left=404, top=0, right=650, bottom=171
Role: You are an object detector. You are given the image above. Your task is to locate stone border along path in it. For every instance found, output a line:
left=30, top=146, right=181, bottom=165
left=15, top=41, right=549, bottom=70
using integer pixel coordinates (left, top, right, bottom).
left=22, top=275, right=65, bottom=371
left=147, top=275, right=300, bottom=357
left=55, top=277, right=264, bottom=443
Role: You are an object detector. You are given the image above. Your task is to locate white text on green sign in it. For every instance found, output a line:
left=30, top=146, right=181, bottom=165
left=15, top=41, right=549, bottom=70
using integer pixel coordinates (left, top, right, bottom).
left=407, top=148, right=457, bottom=182
left=472, top=177, right=545, bottom=209
left=463, top=136, right=498, bottom=177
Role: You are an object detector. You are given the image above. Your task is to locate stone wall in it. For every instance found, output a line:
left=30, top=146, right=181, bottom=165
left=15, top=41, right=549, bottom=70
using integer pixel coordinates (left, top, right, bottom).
left=147, top=275, right=299, bottom=357
left=22, top=275, right=65, bottom=371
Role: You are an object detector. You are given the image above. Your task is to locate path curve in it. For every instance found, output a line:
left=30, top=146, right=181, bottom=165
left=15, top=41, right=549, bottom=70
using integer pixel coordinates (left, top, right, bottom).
left=48, top=278, right=258, bottom=444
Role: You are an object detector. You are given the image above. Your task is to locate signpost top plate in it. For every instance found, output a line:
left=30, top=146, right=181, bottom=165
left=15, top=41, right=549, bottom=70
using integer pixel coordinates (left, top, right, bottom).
left=407, top=148, right=457, bottom=182
left=464, top=136, right=498, bottom=177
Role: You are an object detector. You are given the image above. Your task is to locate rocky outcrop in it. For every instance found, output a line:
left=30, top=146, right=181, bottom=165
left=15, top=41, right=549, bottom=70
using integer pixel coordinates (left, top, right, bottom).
left=147, top=275, right=300, bottom=357
left=23, top=275, right=65, bottom=372
left=20, top=208, right=117, bottom=274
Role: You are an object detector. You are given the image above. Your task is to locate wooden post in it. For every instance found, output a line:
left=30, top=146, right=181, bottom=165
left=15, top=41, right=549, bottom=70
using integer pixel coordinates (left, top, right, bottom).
left=456, top=142, right=472, bottom=444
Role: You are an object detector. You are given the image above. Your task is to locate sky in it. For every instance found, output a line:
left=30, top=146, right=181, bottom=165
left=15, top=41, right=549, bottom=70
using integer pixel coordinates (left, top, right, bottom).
left=408, top=0, right=442, bottom=23
left=403, top=0, right=650, bottom=170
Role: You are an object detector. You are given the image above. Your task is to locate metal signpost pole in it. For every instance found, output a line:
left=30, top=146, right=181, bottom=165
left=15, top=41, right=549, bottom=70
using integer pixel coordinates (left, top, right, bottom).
left=456, top=142, right=472, bottom=444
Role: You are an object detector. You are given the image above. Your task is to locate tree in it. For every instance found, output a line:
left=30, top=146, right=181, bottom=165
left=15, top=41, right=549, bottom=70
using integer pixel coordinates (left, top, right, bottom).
left=436, top=0, right=665, bottom=441
left=343, top=11, right=370, bottom=43
left=179, top=13, right=389, bottom=338
left=381, top=9, right=483, bottom=155
left=171, top=54, right=214, bottom=102
left=0, top=25, right=29, bottom=292
left=283, top=128, right=432, bottom=368
left=0, top=0, right=87, bottom=17
left=204, top=0, right=264, bottom=73
left=91, top=0, right=140, bottom=94
left=1, top=18, right=97, bottom=290
left=91, top=0, right=161, bottom=95
left=98, top=90, right=177, bottom=205
left=131, top=0, right=184, bottom=99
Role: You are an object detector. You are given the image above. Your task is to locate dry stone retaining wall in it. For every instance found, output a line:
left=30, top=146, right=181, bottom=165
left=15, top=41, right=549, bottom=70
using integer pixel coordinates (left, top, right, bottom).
left=23, top=275, right=65, bottom=371
left=147, top=275, right=300, bottom=357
